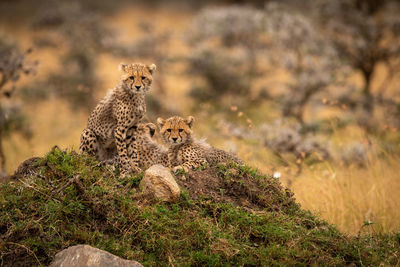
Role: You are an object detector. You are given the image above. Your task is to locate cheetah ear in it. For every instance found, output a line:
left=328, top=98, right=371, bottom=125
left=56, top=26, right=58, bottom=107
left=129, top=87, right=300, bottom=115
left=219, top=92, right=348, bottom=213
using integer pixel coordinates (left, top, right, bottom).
left=118, top=63, right=127, bottom=72
left=157, top=117, right=165, bottom=128
left=186, top=116, right=195, bottom=128
left=147, top=64, right=156, bottom=75
left=146, top=123, right=157, bottom=137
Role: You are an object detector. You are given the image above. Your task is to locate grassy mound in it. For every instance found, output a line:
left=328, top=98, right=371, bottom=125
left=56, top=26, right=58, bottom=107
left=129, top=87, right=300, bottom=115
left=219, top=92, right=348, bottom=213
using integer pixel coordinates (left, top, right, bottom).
left=1, top=148, right=399, bottom=266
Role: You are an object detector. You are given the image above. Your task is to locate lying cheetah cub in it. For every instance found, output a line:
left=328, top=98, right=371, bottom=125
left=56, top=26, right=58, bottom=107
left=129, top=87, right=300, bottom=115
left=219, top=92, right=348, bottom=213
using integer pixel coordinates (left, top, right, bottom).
left=157, top=116, right=242, bottom=173
left=107, top=123, right=170, bottom=170
left=124, top=122, right=169, bottom=170
left=80, top=63, right=156, bottom=175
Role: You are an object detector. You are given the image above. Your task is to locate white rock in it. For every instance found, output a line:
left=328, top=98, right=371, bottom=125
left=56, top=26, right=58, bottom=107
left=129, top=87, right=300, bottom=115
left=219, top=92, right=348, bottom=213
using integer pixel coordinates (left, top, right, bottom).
left=273, top=172, right=281, bottom=179
left=140, top=164, right=181, bottom=202
left=50, top=244, right=142, bottom=267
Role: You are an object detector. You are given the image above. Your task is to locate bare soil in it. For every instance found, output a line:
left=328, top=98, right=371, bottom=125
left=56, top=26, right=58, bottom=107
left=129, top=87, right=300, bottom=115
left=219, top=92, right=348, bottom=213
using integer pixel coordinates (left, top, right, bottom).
left=176, top=167, right=296, bottom=212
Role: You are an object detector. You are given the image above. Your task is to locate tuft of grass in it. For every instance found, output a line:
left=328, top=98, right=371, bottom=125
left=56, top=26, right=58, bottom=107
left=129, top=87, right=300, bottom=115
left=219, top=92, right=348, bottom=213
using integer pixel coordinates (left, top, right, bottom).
left=0, top=148, right=399, bottom=266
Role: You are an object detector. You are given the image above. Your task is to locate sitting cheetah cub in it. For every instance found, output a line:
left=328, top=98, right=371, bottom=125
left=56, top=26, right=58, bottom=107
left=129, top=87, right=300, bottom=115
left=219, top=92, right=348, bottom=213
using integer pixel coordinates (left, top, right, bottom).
left=157, top=116, right=242, bottom=173
left=80, top=63, right=156, bottom=175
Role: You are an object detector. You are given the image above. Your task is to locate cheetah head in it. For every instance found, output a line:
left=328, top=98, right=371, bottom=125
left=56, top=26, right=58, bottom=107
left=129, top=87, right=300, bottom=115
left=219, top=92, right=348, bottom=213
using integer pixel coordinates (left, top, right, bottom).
left=157, top=116, right=194, bottom=146
left=119, top=63, right=156, bottom=94
left=136, top=122, right=157, bottom=139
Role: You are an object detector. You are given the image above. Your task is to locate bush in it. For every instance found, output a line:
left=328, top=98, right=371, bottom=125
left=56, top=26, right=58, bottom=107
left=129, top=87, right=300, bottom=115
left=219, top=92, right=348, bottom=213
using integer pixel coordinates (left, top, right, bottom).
left=187, top=47, right=253, bottom=102
left=186, top=6, right=266, bottom=105
left=0, top=34, right=36, bottom=175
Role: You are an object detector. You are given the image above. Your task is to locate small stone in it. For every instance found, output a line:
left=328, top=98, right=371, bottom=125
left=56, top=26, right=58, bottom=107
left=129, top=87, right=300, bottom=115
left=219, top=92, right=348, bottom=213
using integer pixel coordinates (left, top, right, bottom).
left=50, top=244, right=142, bottom=267
left=140, top=164, right=181, bottom=202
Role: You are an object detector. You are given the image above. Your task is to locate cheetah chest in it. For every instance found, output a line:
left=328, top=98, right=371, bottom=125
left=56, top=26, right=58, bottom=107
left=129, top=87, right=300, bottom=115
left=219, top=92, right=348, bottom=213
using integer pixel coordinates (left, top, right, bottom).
left=121, top=100, right=145, bottom=126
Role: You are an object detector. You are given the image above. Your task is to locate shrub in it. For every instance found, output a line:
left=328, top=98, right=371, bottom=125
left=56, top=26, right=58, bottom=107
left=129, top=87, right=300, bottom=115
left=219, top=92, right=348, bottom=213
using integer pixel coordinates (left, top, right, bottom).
left=0, top=34, right=36, bottom=176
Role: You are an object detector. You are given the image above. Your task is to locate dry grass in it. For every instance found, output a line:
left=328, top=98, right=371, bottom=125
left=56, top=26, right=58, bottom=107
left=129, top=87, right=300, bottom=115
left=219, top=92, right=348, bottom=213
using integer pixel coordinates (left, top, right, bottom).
left=287, top=116, right=400, bottom=235
left=291, top=155, right=400, bottom=235
left=201, top=118, right=400, bottom=235
left=234, top=142, right=400, bottom=235
left=4, top=100, right=86, bottom=172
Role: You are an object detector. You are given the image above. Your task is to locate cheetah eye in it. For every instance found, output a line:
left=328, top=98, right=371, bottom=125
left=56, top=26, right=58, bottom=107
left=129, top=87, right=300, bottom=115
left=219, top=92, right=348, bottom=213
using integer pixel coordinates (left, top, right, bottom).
left=141, top=76, right=146, bottom=80
left=167, top=129, right=171, bottom=132
left=129, top=76, right=134, bottom=80
left=178, top=129, right=183, bottom=132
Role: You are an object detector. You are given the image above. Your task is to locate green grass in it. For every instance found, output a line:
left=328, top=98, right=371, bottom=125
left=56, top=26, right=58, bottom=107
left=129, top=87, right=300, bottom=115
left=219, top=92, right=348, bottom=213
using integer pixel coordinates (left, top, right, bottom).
left=0, top=147, right=399, bottom=266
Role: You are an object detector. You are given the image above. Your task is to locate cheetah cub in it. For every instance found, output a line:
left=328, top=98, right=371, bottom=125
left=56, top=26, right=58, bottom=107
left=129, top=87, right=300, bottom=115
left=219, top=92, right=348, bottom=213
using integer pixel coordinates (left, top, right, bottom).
left=157, top=116, right=242, bottom=173
left=121, top=122, right=169, bottom=170
left=80, top=63, right=156, bottom=175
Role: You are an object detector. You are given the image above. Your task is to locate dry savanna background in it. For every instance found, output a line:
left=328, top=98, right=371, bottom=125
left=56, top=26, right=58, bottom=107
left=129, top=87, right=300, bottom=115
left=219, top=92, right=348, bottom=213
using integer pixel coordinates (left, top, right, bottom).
left=1, top=0, right=400, bottom=238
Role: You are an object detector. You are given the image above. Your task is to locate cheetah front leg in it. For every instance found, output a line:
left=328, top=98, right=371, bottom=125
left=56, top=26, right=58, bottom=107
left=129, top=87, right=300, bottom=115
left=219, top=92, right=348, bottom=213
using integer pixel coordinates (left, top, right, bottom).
left=80, top=129, right=100, bottom=157
left=172, top=159, right=208, bottom=173
left=115, top=125, right=141, bottom=176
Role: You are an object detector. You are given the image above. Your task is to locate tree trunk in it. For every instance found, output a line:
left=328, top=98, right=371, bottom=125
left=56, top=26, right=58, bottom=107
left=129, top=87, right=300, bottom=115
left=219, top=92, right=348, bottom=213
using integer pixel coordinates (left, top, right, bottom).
left=362, top=69, right=374, bottom=115
left=0, top=128, right=6, bottom=174
left=355, top=0, right=385, bottom=15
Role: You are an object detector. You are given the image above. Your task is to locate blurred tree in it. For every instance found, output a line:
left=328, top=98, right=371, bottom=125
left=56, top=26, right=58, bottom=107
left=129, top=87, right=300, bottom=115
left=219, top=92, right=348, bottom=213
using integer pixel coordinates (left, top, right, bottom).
left=188, top=4, right=348, bottom=124
left=263, top=3, right=346, bottom=124
left=321, top=0, right=400, bottom=118
left=31, top=1, right=116, bottom=110
left=0, top=35, right=36, bottom=176
left=187, top=6, right=266, bottom=106
left=111, top=21, right=175, bottom=118
left=129, top=22, right=171, bottom=97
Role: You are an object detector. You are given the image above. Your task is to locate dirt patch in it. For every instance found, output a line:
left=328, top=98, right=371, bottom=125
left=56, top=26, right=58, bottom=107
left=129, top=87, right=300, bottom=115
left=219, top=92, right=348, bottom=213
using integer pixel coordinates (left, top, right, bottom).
left=175, top=166, right=297, bottom=212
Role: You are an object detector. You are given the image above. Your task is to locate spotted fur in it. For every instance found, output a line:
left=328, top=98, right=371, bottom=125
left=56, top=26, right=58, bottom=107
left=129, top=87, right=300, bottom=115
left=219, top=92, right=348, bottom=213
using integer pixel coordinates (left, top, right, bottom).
left=80, top=63, right=156, bottom=175
left=157, top=116, right=242, bottom=172
left=107, top=123, right=169, bottom=170
left=125, top=122, right=169, bottom=169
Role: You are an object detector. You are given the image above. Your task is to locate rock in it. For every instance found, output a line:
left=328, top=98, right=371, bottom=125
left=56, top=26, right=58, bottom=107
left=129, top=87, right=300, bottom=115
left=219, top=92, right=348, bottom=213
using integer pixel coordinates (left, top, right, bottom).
left=140, top=164, right=181, bottom=202
left=50, top=244, right=142, bottom=267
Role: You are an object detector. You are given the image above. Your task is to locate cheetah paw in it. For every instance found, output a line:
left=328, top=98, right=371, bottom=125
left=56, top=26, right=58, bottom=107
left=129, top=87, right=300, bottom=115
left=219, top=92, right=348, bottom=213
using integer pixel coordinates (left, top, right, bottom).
left=96, top=158, right=116, bottom=167
left=120, top=169, right=130, bottom=178
left=172, top=165, right=188, bottom=173
left=120, top=167, right=141, bottom=178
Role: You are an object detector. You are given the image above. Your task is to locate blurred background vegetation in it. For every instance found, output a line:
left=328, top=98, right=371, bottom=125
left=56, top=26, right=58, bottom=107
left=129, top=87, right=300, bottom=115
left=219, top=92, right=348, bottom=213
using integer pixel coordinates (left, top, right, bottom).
left=0, top=0, right=400, bottom=235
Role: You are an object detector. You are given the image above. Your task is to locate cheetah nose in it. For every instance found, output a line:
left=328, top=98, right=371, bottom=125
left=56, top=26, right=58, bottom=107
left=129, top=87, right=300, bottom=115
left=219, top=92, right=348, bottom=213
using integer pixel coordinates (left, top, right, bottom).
left=135, top=85, right=141, bottom=90
left=172, top=137, right=178, bottom=142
